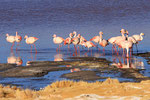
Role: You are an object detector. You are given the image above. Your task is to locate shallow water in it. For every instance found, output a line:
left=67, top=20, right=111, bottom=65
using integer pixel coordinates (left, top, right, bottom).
left=0, top=0, right=150, bottom=90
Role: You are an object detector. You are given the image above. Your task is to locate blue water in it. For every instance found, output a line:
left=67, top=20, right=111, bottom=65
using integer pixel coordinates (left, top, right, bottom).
left=0, top=0, right=150, bottom=90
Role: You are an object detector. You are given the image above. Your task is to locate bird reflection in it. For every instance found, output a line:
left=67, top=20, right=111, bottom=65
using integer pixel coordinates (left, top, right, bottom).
left=7, top=51, right=23, bottom=66
left=54, top=54, right=64, bottom=61
left=111, top=56, right=144, bottom=69
left=66, top=65, right=81, bottom=72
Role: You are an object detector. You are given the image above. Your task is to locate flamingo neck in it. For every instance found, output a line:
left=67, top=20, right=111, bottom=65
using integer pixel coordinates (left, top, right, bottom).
left=99, top=33, right=103, bottom=42
left=125, top=34, right=129, bottom=41
left=16, top=32, right=18, bottom=36
left=74, top=32, right=77, bottom=37
left=140, top=34, right=143, bottom=40
left=69, top=33, right=73, bottom=38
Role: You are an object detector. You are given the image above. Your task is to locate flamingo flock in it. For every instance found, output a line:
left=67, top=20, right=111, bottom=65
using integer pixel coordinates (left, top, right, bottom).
left=52, top=29, right=144, bottom=57
left=5, top=29, right=144, bottom=57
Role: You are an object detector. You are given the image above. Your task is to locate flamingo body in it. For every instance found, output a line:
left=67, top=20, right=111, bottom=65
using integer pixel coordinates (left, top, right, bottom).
left=6, top=34, right=16, bottom=43
left=25, top=36, right=38, bottom=44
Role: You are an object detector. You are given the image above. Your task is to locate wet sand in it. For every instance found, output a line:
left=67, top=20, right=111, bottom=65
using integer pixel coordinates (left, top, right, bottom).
left=0, top=78, right=150, bottom=100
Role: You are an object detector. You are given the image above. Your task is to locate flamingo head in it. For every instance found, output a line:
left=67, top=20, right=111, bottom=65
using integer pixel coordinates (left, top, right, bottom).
left=125, top=30, right=129, bottom=35
left=73, top=31, right=76, bottom=34
left=53, top=34, right=56, bottom=38
left=140, top=33, right=145, bottom=36
left=6, top=33, right=9, bottom=37
left=69, top=33, right=73, bottom=38
left=16, top=36, right=22, bottom=42
left=120, top=29, right=126, bottom=34
left=99, top=31, right=103, bottom=35
left=24, top=35, right=28, bottom=39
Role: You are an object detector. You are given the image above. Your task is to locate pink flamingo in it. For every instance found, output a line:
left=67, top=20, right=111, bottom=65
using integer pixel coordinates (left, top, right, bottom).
left=108, top=29, right=126, bottom=54
left=24, top=35, right=39, bottom=53
left=53, top=34, right=64, bottom=52
left=98, top=31, right=109, bottom=53
left=72, top=32, right=81, bottom=54
left=90, top=32, right=101, bottom=43
left=81, top=41, right=96, bottom=55
left=6, top=33, right=16, bottom=51
left=118, top=35, right=133, bottom=57
left=64, top=33, right=73, bottom=50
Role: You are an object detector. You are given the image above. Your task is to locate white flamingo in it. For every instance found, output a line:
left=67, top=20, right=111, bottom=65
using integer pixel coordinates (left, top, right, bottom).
left=24, top=35, right=39, bottom=53
left=53, top=34, right=64, bottom=52
left=132, top=33, right=144, bottom=52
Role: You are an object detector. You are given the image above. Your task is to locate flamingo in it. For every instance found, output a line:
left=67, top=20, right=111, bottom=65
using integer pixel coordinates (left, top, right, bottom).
left=90, top=32, right=101, bottom=43
left=132, top=33, right=144, bottom=52
left=98, top=31, right=109, bottom=53
left=64, top=33, right=73, bottom=50
left=53, top=34, right=64, bottom=52
left=24, top=35, right=39, bottom=53
left=6, top=33, right=16, bottom=50
left=118, top=34, right=133, bottom=57
left=72, top=32, right=81, bottom=53
left=81, top=41, right=96, bottom=53
left=108, top=29, right=126, bottom=54
left=125, top=31, right=137, bottom=53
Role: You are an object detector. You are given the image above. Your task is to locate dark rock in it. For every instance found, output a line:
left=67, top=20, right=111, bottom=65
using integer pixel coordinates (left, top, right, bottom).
left=120, top=69, right=148, bottom=80
left=0, top=63, right=17, bottom=72
left=134, top=52, right=150, bottom=57
left=61, top=70, right=107, bottom=81
left=0, top=66, right=71, bottom=77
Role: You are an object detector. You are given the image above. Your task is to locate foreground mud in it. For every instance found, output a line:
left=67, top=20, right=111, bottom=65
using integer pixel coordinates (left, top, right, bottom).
left=0, top=78, right=150, bottom=100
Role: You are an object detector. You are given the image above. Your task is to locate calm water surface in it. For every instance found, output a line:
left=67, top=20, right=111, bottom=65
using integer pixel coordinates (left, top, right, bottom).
left=0, top=0, right=150, bottom=90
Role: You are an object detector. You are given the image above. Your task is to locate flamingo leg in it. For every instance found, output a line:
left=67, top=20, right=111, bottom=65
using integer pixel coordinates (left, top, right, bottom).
left=130, top=48, right=132, bottom=57
left=30, top=45, right=33, bottom=53
left=68, top=45, right=70, bottom=51
left=11, top=42, right=15, bottom=52
left=126, top=48, right=129, bottom=58
left=103, top=47, right=105, bottom=56
left=114, top=45, right=119, bottom=55
left=74, top=45, right=77, bottom=56
left=78, top=46, right=80, bottom=55
left=112, top=45, right=115, bottom=54
left=16, top=43, right=19, bottom=52
left=33, top=43, right=37, bottom=54
left=122, top=48, right=125, bottom=57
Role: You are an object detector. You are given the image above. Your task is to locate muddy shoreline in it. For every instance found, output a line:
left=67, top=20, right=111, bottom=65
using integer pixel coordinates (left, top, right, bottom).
left=0, top=53, right=150, bottom=99
left=0, top=56, right=149, bottom=81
